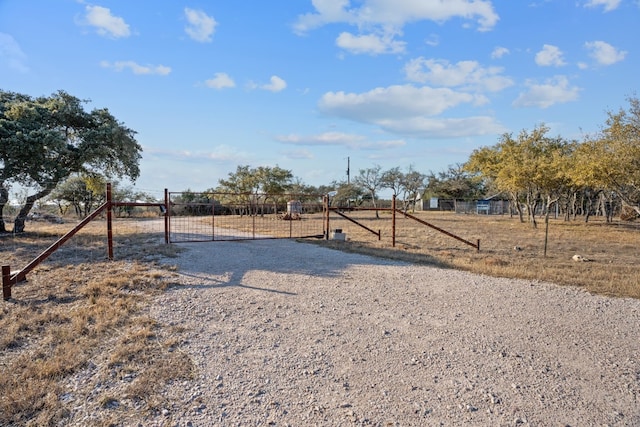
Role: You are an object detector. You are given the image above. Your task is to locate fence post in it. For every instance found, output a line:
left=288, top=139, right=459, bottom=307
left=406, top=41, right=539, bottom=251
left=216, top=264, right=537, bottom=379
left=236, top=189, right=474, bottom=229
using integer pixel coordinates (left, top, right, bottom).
left=164, top=189, right=170, bottom=244
left=106, top=183, right=114, bottom=260
left=323, top=195, right=330, bottom=240
left=2, top=265, right=11, bottom=301
left=211, top=193, right=216, bottom=241
left=392, top=195, right=396, bottom=247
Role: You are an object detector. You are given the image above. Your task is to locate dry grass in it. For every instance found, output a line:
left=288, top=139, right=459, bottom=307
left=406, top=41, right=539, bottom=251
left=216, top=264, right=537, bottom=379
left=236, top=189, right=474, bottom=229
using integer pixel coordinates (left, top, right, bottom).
left=0, top=221, right=190, bottom=426
left=309, top=210, right=640, bottom=299
left=1, top=210, right=638, bottom=423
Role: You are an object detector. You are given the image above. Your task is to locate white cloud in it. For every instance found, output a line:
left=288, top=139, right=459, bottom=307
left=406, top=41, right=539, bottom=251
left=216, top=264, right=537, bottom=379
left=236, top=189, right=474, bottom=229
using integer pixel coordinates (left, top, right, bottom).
left=404, top=58, right=513, bottom=92
left=491, top=46, right=509, bottom=59
left=145, top=144, right=249, bottom=163
left=585, top=40, right=627, bottom=65
left=535, top=44, right=566, bottom=67
left=318, top=84, right=504, bottom=138
left=0, top=33, right=28, bottom=72
left=319, top=85, right=484, bottom=120
left=513, top=76, right=580, bottom=108
left=294, top=0, right=499, bottom=55
left=377, top=116, right=506, bottom=138
left=205, top=73, right=235, bottom=89
left=295, top=0, right=499, bottom=33
left=425, top=34, right=440, bottom=47
left=281, top=149, right=315, bottom=160
left=260, top=76, right=287, bottom=92
left=100, top=60, right=171, bottom=75
left=336, top=32, right=406, bottom=55
left=584, top=0, right=621, bottom=12
left=276, top=132, right=405, bottom=150
left=82, top=5, right=130, bottom=38
left=184, top=8, right=217, bottom=42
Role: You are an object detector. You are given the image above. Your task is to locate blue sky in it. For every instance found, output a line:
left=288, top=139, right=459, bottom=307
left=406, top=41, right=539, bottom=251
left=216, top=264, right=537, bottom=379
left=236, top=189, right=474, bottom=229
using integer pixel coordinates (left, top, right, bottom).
left=1, top=0, right=638, bottom=196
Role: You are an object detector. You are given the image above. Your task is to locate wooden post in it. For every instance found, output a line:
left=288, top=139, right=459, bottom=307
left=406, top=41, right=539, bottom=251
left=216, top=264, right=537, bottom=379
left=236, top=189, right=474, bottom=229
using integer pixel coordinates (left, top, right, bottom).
left=106, top=183, right=114, bottom=260
left=2, top=265, right=11, bottom=301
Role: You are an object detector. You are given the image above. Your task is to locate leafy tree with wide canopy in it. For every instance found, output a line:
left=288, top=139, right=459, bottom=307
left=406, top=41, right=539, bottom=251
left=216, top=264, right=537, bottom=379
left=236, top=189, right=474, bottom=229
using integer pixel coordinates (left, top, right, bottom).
left=0, top=90, right=141, bottom=232
left=465, top=124, right=572, bottom=227
left=216, top=165, right=294, bottom=215
left=425, top=163, right=486, bottom=201
left=571, top=96, right=640, bottom=217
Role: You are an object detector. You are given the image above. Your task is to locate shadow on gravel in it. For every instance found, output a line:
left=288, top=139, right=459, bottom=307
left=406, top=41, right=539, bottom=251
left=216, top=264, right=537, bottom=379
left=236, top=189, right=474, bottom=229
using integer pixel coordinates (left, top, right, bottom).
left=165, top=239, right=405, bottom=294
left=167, top=272, right=298, bottom=296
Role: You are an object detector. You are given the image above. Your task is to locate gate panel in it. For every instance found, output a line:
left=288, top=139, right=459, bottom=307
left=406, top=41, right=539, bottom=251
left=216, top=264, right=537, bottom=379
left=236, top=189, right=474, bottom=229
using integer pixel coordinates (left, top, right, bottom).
left=167, top=192, right=326, bottom=242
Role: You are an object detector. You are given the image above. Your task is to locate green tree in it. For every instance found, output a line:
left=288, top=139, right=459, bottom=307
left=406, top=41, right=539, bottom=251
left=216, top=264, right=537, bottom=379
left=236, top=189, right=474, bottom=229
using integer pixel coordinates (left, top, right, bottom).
left=0, top=90, right=141, bottom=232
left=49, top=174, right=107, bottom=218
left=255, top=165, right=293, bottom=195
left=465, top=124, right=571, bottom=228
left=217, top=165, right=294, bottom=215
left=425, top=163, right=486, bottom=200
left=573, top=96, right=640, bottom=217
left=255, top=165, right=294, bottom=214
left=329, top=180, right=364, bottom=207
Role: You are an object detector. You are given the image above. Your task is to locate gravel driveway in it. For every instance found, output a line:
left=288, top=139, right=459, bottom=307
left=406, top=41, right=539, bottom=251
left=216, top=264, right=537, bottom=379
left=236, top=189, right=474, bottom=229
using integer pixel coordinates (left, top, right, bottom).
left=150, top=238, right=640, bottom=426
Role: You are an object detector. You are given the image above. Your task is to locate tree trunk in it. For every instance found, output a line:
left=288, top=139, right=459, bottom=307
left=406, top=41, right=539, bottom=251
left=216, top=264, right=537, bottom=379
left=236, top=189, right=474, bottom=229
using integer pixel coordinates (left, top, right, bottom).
left=526, top=193, right=538, bottom=229
left=0, top=185, right=8, bottom=233
left=371, top=191, right=379, bottom=219
left=543, top=210, right=550, bottom=257
left=13, top=186, right=56, bottom=233
left=511, top=192, right=524, bottom=222
left=543, top=196, right=558, bottom=257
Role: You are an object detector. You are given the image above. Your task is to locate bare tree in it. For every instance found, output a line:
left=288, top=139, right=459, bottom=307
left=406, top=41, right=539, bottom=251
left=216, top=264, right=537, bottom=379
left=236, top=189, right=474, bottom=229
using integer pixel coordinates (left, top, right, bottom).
left=353, top=165, right=383, bottom=218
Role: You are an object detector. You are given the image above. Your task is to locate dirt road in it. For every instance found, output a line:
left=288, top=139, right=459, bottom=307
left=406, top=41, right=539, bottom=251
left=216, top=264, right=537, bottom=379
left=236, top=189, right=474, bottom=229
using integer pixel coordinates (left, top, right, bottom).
left=147, top=239, right=640, bottom=426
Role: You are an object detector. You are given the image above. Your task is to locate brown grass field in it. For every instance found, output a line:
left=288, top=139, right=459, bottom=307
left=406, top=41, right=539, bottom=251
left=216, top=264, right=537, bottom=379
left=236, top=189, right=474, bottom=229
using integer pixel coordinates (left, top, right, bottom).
left=319, top=210, right=640, bottom=299
left=0, top=211, right=639, bottom=424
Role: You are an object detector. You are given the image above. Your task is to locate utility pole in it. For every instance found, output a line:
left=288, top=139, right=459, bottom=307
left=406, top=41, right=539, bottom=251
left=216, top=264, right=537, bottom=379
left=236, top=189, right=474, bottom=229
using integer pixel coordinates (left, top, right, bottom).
left=346, top=157, right=351, bottom=208
left=346, top=156, right=350, bottom=185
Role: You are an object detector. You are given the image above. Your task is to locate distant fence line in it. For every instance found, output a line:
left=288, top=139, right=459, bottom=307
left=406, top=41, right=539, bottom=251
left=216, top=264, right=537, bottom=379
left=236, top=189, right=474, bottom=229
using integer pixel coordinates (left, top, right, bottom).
left=415, top=198, right=510, bottom=215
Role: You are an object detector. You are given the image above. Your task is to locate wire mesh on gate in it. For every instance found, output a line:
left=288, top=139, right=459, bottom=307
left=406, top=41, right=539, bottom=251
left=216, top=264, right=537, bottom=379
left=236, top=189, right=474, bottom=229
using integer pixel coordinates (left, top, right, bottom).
left=167, top=192, right=326, bottom=242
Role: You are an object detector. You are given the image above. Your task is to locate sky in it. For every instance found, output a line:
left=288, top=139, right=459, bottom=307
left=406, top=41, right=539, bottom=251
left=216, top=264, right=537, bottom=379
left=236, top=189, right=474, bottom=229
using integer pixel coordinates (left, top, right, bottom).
left=0, top=0, right=638, bottom=198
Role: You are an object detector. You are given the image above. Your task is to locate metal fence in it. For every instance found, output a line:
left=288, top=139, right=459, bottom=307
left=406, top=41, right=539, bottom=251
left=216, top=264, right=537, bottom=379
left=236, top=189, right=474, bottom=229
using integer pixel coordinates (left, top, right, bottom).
left=454, top=199, right=510, bottom=215
left=167, top=192, right=327, bottom=242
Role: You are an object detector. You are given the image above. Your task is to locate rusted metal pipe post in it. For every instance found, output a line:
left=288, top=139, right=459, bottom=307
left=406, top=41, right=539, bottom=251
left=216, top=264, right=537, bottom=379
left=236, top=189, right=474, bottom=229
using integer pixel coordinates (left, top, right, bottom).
left=106, top=183, right=114, bottom=260
left=211, top=194, right=216, bottom=241
left=2, top=265, right=11, bottom=301
left=164, top=189, right=170, bottom=244
left=392, top=195, right=396, bottom=247
left=324, top=195, right=330, bottom=240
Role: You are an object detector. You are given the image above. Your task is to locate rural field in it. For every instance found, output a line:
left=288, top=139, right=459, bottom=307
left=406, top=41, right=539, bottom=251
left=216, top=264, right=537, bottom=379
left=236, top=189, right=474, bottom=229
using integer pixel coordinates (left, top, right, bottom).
left=206, top=209, right=640, bottom=299
left=0, top=211, right=639, bottom=425
left=318, top=209, right=640, bottom=299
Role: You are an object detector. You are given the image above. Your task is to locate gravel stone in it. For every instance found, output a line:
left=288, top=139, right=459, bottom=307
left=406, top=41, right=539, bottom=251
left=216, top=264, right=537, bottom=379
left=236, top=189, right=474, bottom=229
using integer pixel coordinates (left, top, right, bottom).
left=74, top=238, right=640, bottom=425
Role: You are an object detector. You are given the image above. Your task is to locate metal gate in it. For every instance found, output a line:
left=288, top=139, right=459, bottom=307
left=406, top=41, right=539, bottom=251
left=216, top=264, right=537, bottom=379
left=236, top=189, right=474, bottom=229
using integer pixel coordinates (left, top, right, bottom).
left=166, top=191, right=327, bottom=243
